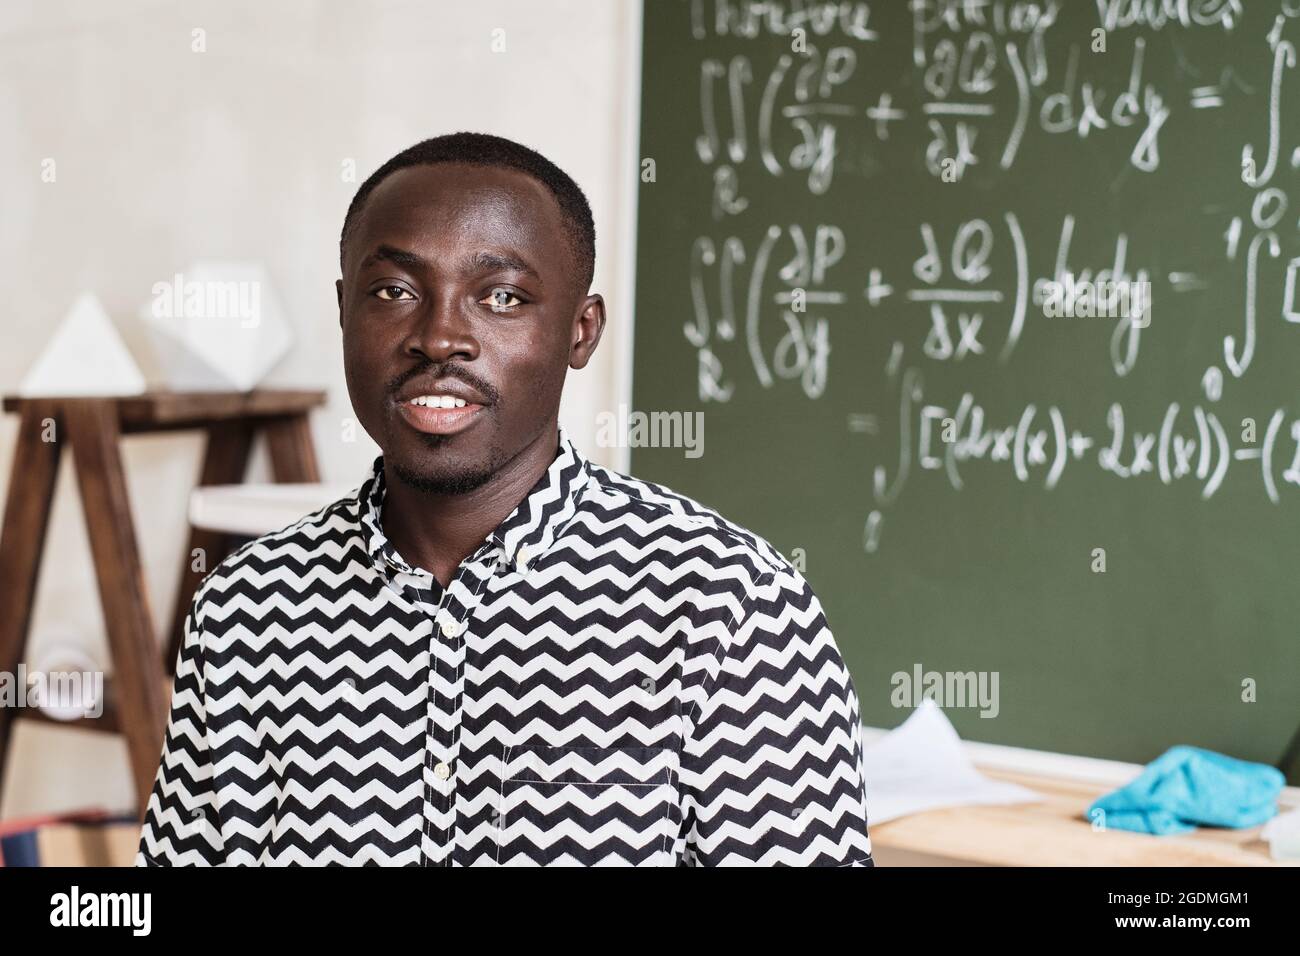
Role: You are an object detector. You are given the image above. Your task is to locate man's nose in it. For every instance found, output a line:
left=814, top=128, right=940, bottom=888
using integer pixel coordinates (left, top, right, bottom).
left=405, top=293, right=479, bottom=363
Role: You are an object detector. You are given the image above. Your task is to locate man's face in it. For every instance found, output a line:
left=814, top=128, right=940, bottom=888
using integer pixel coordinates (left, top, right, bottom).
left=338, top=162, right=603, bottom=494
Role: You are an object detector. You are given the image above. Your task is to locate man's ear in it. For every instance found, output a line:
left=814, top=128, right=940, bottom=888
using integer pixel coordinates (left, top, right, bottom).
left=336, top=279, right=344, bottom=328
left=569, top=294, right=606, bottom=370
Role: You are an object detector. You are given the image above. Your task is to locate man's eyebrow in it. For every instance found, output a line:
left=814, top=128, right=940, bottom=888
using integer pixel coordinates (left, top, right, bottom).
left=467, top=250, right=543, bottom=284
left=358, top=244, right=428, bottom=270
left=357, top=245, right=544, bottom=284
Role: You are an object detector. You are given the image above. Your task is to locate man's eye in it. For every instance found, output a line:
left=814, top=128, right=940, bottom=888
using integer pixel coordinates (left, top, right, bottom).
left=482, top=288, right=523, bottom=310
left=375, top=286, right=413, bottom=301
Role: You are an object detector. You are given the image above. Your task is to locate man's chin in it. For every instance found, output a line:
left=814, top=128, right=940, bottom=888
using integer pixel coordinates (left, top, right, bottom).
left=390, top=448, right=500, bottom=496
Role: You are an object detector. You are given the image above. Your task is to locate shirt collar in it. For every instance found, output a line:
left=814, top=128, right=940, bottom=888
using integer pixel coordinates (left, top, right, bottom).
left=357, top=424, right=591, bottom=579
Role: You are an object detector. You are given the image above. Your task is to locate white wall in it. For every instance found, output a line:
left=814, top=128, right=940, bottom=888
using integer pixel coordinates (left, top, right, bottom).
left=0, top=0, right=642, bottom=818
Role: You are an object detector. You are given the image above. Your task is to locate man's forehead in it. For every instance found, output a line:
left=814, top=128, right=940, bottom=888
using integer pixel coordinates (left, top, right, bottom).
left=364, top=164, right=553, bottom=231
left=350, top=163, right=569, bottom=274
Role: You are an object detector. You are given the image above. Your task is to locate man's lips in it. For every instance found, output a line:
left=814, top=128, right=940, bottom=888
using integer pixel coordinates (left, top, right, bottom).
left=394, top=377, right=491, bottom=407
left=391, top=375, right=494, bottom=437
left=396, top=398, right=485, bottom=436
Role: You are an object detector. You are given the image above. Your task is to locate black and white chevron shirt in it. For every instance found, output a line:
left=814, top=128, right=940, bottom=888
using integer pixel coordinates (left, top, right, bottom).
left=137, top=426, right=874, bottom=866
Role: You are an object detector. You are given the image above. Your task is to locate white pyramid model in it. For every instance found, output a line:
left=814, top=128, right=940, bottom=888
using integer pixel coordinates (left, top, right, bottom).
left=19, top=293, right=147, bottom=397
left=141, top=261, right=292, bottom=392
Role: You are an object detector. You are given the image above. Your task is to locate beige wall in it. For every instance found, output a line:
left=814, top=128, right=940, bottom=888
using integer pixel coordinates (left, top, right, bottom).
left=0, top=0, right=642, bottom=818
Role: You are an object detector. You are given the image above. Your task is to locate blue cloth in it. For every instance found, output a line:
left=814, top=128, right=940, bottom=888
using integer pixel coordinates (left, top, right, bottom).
left=1088, top=746, right=1285, bottom=836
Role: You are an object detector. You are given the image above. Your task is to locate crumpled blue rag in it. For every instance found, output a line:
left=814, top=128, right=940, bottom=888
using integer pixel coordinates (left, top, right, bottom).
left=1088, top=745, right=1285, bottom=836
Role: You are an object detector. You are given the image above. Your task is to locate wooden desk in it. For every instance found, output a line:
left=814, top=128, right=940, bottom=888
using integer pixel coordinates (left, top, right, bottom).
left=0, top=389, right=326, bottom=818
left=869, top=766, right=1300, bottom=867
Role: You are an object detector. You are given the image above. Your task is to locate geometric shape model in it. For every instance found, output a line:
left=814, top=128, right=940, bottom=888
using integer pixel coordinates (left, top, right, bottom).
left=141, top=260, right=292, bottom=392
left=19, top=293, right=147, bottom=397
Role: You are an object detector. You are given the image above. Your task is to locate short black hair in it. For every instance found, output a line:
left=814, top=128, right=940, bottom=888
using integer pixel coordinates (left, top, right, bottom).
left=339, top=131, right=596, bottom=292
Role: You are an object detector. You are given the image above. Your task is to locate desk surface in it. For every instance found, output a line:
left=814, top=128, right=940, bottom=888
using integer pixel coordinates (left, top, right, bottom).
left=2, top=389, right=327, bottom=430
left=869, top=767, right=1299, bottom=867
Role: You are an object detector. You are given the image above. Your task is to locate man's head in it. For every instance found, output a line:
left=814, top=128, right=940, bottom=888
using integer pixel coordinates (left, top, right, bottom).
left=337, top=132, right=604, bottom=496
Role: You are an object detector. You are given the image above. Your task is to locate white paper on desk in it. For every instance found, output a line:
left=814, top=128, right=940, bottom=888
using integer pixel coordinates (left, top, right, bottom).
left=863, top=699, right=1043, bottom=824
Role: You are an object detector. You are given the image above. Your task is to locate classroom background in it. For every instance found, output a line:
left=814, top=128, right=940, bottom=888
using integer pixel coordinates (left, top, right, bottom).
left=1, top=0, right=1297, bottom=866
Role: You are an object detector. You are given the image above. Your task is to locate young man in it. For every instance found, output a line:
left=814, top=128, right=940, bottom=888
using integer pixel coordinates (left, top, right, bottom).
left=137, top=132, right=873, bottom=866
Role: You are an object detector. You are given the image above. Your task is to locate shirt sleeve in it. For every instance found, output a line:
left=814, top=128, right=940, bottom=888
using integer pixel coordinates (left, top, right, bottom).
left=678, top=565, right=874, bottom=866
left=136, top=592, right=225, bottom=865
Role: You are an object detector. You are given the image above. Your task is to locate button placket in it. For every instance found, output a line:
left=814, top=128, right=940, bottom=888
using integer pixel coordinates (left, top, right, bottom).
left=420, top=555, right=494, bottom=866
left=423, top=584, right=454, bottom=864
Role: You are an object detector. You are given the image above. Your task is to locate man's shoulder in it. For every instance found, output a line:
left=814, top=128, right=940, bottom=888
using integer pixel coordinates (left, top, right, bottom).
left=578, top=461, right=797, bottom=587
left=189, top=485, right=364, bottom=612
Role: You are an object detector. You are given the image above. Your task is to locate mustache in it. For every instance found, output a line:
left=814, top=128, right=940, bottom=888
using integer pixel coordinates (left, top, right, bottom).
left=388, top=362, right=501, bottom=406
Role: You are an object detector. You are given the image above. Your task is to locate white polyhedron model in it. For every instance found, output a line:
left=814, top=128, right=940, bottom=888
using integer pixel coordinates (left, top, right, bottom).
left=19, top=293, right=147, bottom=397
left=141, top=261, right=293, bottom=391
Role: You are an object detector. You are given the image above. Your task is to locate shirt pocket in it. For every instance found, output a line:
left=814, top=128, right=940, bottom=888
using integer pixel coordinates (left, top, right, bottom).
left=496, top=744, right=680, bottom=866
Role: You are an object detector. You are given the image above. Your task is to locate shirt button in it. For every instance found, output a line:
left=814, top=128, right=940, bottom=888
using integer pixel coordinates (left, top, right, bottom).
left=434, top=761, right=451, bottom=780
left=440, top=618, right=459, bottom=638
left=515, top=546, right=531, bottom=571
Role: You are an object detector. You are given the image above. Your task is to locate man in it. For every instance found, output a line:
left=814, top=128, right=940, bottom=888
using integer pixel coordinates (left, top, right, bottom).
left=137, top=132, right=873, bottom=866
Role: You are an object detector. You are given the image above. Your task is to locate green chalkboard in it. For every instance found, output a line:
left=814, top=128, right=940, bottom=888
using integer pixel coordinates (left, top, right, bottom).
left=631, top=0, right=1300, bottom=780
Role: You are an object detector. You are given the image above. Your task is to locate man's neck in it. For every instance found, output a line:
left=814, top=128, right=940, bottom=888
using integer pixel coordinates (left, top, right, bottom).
left=380, top=425, right=560, bottom=588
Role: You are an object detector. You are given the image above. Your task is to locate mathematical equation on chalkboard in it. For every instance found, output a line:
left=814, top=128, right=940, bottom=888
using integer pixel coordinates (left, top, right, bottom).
left=676, top=0, right=1300, bottom=550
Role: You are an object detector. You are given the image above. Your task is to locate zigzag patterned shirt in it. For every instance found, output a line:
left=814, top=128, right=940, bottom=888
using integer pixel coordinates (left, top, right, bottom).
left=136, top=426, right=874, bottom=866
